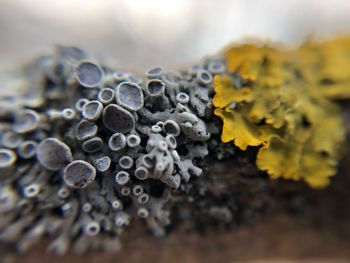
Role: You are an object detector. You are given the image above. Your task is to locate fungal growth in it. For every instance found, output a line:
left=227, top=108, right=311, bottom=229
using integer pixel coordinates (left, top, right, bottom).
left=0, top=149, right=17, bottom=168
left=1, top=131, right=23, bottom=149
left=115, top=81, right=144, bottom=111
left=94, top=156, right=111, bottom=172
left=98, top=87, right=115, bottom=104
left=75, top=61, right=104, bottom=88
left=81, top=137, right=103, bottom=153
left=13, top=109, right=40, bottom=134
left=0, top=39, right=348, bottom=255
left=82, top=100, right=103, bottom=121
left=146, top=80, right=165, bottom=97
left=0, top=45, right=219, bottom=254
left=108, top=133, right=126, bottom=151
left=103, top=104, right=135, bottom=133
left=75, top=120, right=98, bottom=141
left=17, top=141, right=37, bottom=159
left=36, top=138, right=73, bottom=171
left=63, top=160, right=96, bottom=188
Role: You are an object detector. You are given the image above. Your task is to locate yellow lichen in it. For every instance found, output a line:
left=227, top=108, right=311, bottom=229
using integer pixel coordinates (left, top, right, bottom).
left=214, top=37, right=349, bottom=188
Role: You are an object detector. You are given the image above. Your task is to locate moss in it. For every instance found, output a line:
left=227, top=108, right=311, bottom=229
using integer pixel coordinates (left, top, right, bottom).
left=214, top=39, right=348, bottom=188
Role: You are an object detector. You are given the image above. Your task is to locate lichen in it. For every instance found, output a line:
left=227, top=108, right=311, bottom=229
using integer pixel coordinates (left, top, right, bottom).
left=0, top=46, right=220, bottom=254
left=295, top=37, right=350, bottom=100
left=214, top=40, right=347, bottom=188
left=0, top=38, right=349, bottom=255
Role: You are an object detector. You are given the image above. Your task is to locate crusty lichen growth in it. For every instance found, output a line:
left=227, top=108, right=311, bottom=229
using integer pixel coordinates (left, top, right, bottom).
left=0, top=46, right=227, bottom=254
left=0, top=37, right=349, bottom=255
left=213, top=39, right=350, bottom=188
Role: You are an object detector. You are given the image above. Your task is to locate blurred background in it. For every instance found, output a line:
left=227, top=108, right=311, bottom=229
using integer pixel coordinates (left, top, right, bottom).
left=1, top=0, right=350, bottom=71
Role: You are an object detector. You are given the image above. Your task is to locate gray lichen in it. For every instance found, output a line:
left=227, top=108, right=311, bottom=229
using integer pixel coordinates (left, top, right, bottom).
left=37, top=138, right=73, bottom=171
left=0, top=46, right=233, bottom=255
left=0, top=149, right=17, bottom=168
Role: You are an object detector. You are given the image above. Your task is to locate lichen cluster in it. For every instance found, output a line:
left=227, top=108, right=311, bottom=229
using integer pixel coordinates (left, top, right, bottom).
left=213, top=38, right=350, bottom=188
left=0, top=46, right=226, bottom=254
left=0, top=37, right=349, bottom=255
